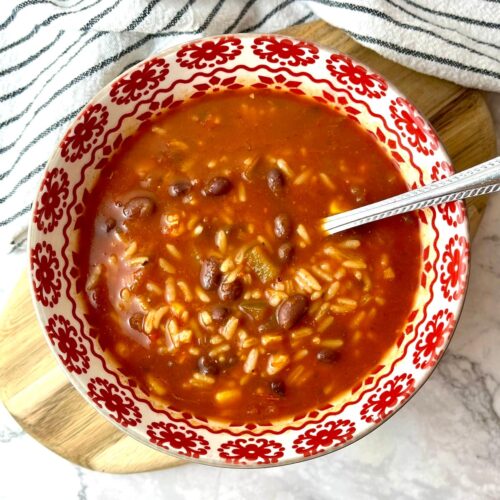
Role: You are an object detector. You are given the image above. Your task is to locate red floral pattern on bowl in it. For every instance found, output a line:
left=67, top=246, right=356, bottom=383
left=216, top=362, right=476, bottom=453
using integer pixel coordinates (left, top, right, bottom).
left=147, top=422, right=210, bottom=459
left=326, top=53, right=388, bottom=99
left=46, top=314, right=90, bottom=375
left=251, top=36, right=319, bottom=67
left=292, top=419, right=356, bottom=457
left=110, top=58, right=170, bottom=105
left=33, top=167, right=69, bottom=234
left=218, top=437, right=285, bottom=465
left=29, top=34, right=469, bottom=467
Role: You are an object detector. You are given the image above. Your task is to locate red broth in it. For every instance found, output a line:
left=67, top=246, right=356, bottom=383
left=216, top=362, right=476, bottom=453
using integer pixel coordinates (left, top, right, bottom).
left=75, top=90, right=421, bottom=422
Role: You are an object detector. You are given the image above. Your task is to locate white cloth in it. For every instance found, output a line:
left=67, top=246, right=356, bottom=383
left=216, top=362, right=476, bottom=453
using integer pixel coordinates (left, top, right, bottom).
left=309, top=0, right=500, bottom=91
left=0, top=0, right=498, bottom=254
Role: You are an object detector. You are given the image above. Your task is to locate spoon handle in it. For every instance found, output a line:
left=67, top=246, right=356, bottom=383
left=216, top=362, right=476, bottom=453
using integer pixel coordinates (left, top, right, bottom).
left=321, top=156, right=500, bottom=236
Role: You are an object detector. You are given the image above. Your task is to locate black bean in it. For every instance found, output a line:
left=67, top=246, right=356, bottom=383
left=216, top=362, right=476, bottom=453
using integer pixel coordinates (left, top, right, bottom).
left=104, top=217, right=116, bottom=232
left=123, top=196, right=155, bottom=219
left=276, top=294, right=309, bottom=329
left=274, top=213, right=292, bottom=240
left=200, top=257, right=221, bottom=291
left=218, top=278, right=243, bottom=302
left=198, top=355, right=219, bottom=376
left=278, top=242, right=294, bottom=263
left=203, top=176, right=232, bottom=196
left=129, top=312, right=145, bottom=332
left=211, top=305, right=229, bottom=322
left=316, top=349, right=341, bottom=364
left=267, top=168, right=285, bottom=195
left=270, top=379, right=286, bottom=397
left=168, top=181, right=191, bottom=198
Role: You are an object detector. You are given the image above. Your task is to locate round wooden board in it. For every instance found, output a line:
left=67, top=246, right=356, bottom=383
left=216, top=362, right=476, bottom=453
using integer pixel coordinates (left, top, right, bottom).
left=0, top=20, right=496, bottom=474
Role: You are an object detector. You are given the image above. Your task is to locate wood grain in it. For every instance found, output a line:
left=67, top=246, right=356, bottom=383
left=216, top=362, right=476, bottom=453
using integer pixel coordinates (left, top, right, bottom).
left=0, top=20, right=496, bottom=474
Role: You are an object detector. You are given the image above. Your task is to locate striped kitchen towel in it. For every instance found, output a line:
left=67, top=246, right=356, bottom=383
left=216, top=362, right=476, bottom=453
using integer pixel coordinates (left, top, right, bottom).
left=0, top=0, right=499, bottom=255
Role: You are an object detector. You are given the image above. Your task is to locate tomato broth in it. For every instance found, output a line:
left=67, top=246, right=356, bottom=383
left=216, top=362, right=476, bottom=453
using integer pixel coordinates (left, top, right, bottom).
left=76, top=90, right=421, bottom=422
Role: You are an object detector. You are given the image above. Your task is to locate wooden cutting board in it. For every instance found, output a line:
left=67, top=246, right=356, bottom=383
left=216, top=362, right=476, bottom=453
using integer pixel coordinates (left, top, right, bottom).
left=0, top=20, right=496, bottom=474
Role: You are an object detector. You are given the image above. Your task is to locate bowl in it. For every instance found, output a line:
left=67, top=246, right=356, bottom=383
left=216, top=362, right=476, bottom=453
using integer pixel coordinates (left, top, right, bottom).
left=29, top=34, right=469, bottom=467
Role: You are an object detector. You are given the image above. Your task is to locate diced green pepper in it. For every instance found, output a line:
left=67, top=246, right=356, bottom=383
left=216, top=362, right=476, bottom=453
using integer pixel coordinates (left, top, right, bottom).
left=238, top=300, right=268, bottom=322
left=258, top=314, right=279, bottom=333
left=245, top=245, right=280, bottom=284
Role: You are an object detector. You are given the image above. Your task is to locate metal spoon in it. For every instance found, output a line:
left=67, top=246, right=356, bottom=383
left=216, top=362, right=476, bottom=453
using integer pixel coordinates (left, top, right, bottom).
left=321, top=156, right=500, bottom=236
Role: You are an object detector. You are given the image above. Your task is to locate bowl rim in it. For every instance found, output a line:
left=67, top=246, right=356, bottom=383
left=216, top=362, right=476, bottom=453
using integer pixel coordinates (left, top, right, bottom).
left=28, top=32, right=470, bottom=468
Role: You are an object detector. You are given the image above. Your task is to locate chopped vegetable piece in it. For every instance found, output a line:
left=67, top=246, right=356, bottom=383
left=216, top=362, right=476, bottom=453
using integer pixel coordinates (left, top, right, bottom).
left=245, top=245, right=280, bottom=284
left=258, top=314, right=279, bottom=333
left=238, top=300, right=269, bottom=321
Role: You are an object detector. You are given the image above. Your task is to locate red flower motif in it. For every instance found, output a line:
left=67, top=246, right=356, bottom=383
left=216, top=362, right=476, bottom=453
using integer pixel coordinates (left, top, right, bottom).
left=176, top=36, right=243, bottom=69
left=110, top=58, right=170, bottom=105
left=251, top=74, right=304, bottom=95
left=438, top=200, right=466, bottom=228
left=430, top=160, right=453, bottom=181
left=440, top=235, right=469, bottom=301
left=430, top=161, right=465, bottom=227
left=360, top=373, right=416, bottom=424
left=326, top=53, right=388, bottom=99
left=61, top=104, right=108, bottom=162
left=46, top=314, right=89, bottom=374
left=413, top=309, right=455, bottom=369
left=251, top=36, right=319, bottom=67
left=147, top=421, right=209, bottom=458
left=389, top=97, right=438, bottom=156
left=30, top=241, right=61, bottom=307
left=292, top=419, right=356, bottom=457
left=87, top=377, right=142, bottom=427
left=218, top=437, right=284, bottom=465
left=33, top=168, right=69, bottom=234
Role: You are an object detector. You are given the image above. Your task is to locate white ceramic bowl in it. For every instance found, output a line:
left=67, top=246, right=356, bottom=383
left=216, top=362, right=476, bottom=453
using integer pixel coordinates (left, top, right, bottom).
left=29, top=34, right=469, bottom=467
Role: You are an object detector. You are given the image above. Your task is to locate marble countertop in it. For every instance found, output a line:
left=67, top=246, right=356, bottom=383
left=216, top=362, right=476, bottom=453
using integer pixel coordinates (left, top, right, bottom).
left=1, top=97, right=499, bottom=500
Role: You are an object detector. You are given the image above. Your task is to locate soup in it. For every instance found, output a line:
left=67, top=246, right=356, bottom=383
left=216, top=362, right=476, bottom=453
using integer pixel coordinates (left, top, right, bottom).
left=76, top=90, right=421, bottom=422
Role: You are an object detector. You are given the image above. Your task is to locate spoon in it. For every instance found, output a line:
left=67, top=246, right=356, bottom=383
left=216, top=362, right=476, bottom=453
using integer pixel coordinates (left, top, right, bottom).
left=321, top=156, right=500, bottom=236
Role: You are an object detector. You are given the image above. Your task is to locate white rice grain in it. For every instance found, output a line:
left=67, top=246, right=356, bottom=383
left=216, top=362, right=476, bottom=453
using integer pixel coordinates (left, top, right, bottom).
left=243, top=348, right=259, bottom=374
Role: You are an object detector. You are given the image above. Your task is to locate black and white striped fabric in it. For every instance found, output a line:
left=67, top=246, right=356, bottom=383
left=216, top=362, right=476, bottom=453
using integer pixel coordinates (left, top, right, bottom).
left=310, top=0, right=500, bottom=90
left=1, top=0, right=499, bottom=254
